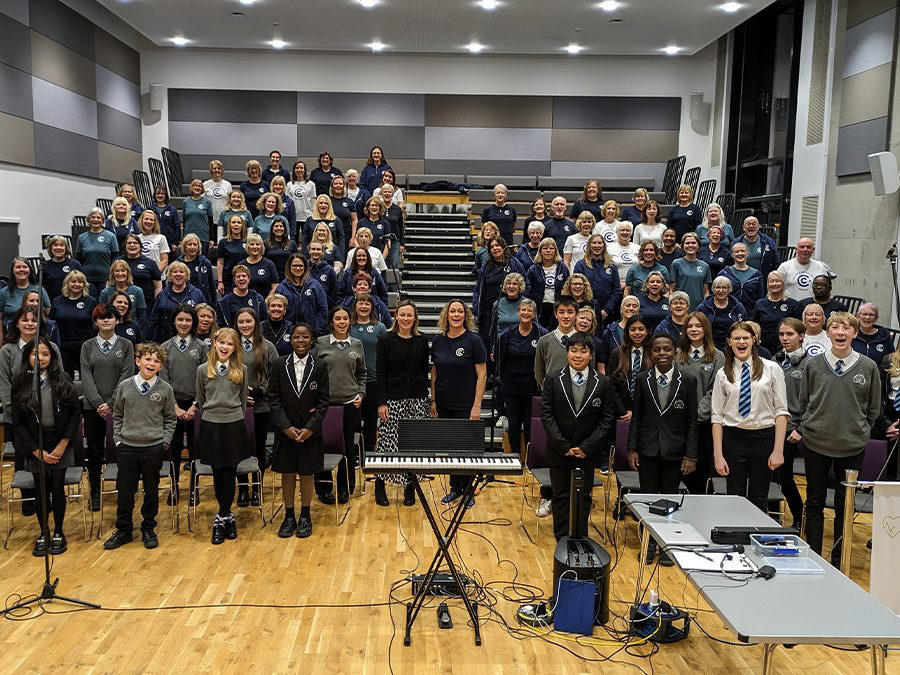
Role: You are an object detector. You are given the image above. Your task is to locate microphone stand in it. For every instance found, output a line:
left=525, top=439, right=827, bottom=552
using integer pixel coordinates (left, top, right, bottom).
left=0, top=255, right=99, bottom=616
left=887, top=243, right=900, bottom=327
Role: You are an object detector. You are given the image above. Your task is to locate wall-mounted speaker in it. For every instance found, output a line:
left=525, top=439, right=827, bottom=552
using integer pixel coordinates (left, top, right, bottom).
left=149, top=83, right=164, bottom=112
left=690, top=93, right=711, bottom=135
left=869, top=152, right=900, bottom=196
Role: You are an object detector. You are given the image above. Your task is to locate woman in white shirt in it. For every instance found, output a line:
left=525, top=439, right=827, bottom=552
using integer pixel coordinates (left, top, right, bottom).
left=607, top=221, right=640, bottom=285
left=137, top=210, right=169, bottom=272
left=562, top=212, right=596, bottom=272
left=711, top=321, right=788, bottom=512
left=287, top=160, right=316, bottom=224
left=591, top=200, right=624, bottom=247
left=633, top=200, right=667, bottom=247
left=372, top=170, right=405, bottom=208
left=203, top=160, right=232, bottom=223
left=802, top=303, right=831, bottom=356
left=345, top=227, right=387, bottom=273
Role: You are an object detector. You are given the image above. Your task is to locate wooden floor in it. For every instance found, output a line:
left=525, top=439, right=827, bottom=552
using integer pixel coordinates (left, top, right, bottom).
left=0, top=470, right=890, bottom=674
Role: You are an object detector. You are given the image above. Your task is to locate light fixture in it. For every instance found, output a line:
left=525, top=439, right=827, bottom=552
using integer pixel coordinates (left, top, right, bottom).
left=466, top=42, right=484, bottom=53
left=239, top=0, right=255, bottom=5
left=720, top=2, right=742, bottom=12
left=370, top=41, right=385, bottom=52
left=359, top=0, right=377, bottom=7
left=170, top=36, right=188, bottom=46
left=270, top=38, right=286, bottom=49
left=663, top=45, right=682, bottom=55
left=598, top=0, right=620, bottom=11
left=479, top=0, right=500, bottom=9
left=565, top=43, right=583, bottom=54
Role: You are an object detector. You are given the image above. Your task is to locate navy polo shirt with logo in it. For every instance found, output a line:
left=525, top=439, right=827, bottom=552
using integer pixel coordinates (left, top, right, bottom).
left=666, top=203, right=703, bottom=241
left=241, top=257, right=279, bottom=297
left=431, top=330, right=487, bottom=412
left=124, top=255, right=161, bottom=309
left=50, top=295, right=98, bottom=342
left=482, top=204, right=518, bottom=243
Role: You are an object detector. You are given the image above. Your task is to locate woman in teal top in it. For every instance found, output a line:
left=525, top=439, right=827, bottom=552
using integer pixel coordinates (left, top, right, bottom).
left=350, top=293, right=386, bottom=462
left=0, top=258, right=50, bottom=336
left=669, top=232, right=711, bottom=310
left=75, top=207, right=119, bottom=298
left=217, top=190, right=253, bottom=242
left=253, top=192, right=289, bottom=240
left=183, top=178, right=214, bottom=255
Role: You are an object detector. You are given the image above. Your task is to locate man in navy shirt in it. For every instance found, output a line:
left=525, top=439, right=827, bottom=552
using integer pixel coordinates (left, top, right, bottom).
left=482, top=184, right=517, bottom=244
left=733, top=216, right=780, bottom=278
left=262, top=150, right=290, bottom=183
left=544, top=196, right=575, bottom=251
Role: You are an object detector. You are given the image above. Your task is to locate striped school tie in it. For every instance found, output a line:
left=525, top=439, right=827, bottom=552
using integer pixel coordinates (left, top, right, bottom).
left=894, top=393, right=900, bottom=413
left=834, top=359, right=844, bottom=375
left=738, top=362, right=751, bottom=418
left=629, top=350, right=641, bottom=396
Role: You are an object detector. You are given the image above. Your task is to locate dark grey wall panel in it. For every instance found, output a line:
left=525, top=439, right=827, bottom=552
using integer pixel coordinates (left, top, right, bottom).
left=93, top=26, right=140, bottom=85
left=34, top=122, right=98, bottom=176
left=836, top=116, right=889, bottom=176
left=97, top=103, right=140, bottom=152
left=0, top=11, right=30, bottom=72
left=552, top=97, right=681, bottom=130
left=168, top=89, right=297, bottom=124
left=425, top=94, right=553, bottom=128
left=425, top=159, right=551, bottom=177
left=29, top=0, right=94, bottom=60
left=0, top=0, right=30, bottom=25
left=0, top=63, right=32, bottom=119
left=297, top=92, right=425, bottom=126
left=298, top=124, right=425, bottom=158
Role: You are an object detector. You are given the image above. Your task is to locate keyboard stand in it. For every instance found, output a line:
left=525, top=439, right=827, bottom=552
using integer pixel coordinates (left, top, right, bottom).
left=403, top=473, right=482, bottom=647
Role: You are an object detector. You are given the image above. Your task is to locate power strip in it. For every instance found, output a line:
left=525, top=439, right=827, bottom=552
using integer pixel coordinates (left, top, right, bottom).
left=409, top=572, right=472, bottom=597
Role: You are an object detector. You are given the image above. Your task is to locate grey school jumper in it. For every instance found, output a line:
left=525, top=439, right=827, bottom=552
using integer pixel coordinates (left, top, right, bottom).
left=195, top=364, right=248, bottom=423
left=799, top=354, right=881, bottom=457
left=161, top=336, right=209, bottom=400
left=677, top=348, right=725, bottom=421
left=241, top=338, right=279, bottom=413
left=113, top=378, right=178, bottom=447
left=535, top=332, right=571, bottom=391
left=81, top=337, right=135, bottom=409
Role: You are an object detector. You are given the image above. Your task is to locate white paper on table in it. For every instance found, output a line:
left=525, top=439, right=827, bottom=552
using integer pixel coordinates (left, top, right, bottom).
left=669, top=551, right=758, bottom=573
left=871, top=482, right=900, bottom=614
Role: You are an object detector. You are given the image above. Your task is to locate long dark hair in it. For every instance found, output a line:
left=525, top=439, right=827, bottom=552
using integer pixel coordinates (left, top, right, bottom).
left=611, top=314, right=651, bottom=384
left=723, top=321, right=764, bottom=383
left=11, top=338, right=76, bottom=414
left=234, top=307, right=268, bottom=384
left=4, top=306, right=47, bottom=345
left=677, top=311, right=717, bottom=365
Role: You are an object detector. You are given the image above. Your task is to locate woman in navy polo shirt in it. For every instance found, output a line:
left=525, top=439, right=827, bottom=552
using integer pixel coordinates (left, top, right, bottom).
left=698, top=225, right=732, bottom=278
left=217, top=214, right=248, bottom=294
left=303, top=195, right=346, bottom=264
left=329, top=176, right=358, bottom=249
left=621, top=188, right=649, bottom=226
left=666, top=184, right=702, bottom=240
left=240, top=160, right=270, bottom=219
left=698, top=276, right=747, bottom=349
left=431, top=300, right=487, bottom=508
left=310, top=152, right=342, bottom=196
left=240, top=233, right=279, bottom=297
left=482, top=184, right=517, bottom=244
left=570, top=179, right=604, bottom=221
left=44, top=236, right=82, bottom=301
left=752, top=270, right=801, bottom=353
left=265, top=220, right=297, bottom=282
left=357, top=197, right=391, bottom=256
left=149, top=185, right=182, bottom=253
left=49, top=270, right=98, bottom=377
left=719, top=242, right=763, bottom=309
left=360, top=146, right=391, bottom=194
left=121, top=234, right=162, bottom=309
left=573, top=234, right=620, bottom=324
left=637, top=271, right=670, bottom=334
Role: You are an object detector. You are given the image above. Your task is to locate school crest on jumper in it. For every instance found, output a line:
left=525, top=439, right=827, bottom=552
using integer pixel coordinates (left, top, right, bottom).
left=853, top=374, right=867, bottom=386
left=673, top=400, right=684, bottom=409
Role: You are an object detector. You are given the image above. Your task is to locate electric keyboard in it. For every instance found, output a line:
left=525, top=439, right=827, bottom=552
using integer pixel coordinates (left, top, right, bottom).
left=362, top=451, right=523, bottom=475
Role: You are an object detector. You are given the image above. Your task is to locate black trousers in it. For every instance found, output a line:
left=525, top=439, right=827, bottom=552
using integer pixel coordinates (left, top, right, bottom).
left=8, top=422, right=35, bottom=504
left=83, top=409, right=107, bottom=484
left=549, top=465, right=594, bottom=541
left=722, top=426, right=775, bottom=513
left=637, top=454, right=683, bottom=495
left=775, top=440, right=803, bottom=526
left=115, top=443, right=163, bottom=532
left=502, top=391, right=532, bottom=455
left=315, top=402, right=360, bottom=495
left=804, top=447, right=864, bottom=563
left=438, top=405, right=472, bottom=493
left=238, top=410, right=270, bottom=489
left=360, top=381, right=378, bottom=457
left=32, top=467, right=66, bottom=534
left=685, top=421, right=713, bottom=494
left=170, top=398, right=195, bottom=485
left=60, top=340, right=83, bottom=378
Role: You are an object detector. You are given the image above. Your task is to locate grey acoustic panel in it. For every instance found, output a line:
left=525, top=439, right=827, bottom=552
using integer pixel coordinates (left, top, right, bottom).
left=551, top=97, right=681, bottom=130
left=97, top=103, right=140, bottom=152
left=30, top=30, right=95, bottom=100
left=842, top=8, right=896, bottom=78
left=847, top=0, right=896, bottom=28
left=551, top=129, right=678, bottom=163
left=98, top=141, right=141, bottom=182
left=0, top=62, right=32, bottom=120
left=169, top=121, right=298, bottom=156
left=835, top=116, right=889, bottom=176
left=425, top=95, right=553, bottom=128
left=0, top=0, right=29, bottom=25
left=297, top=124, right=425, bottom=158
left=93, top=26, right=140, bottom=85
left=424, top=159, right=551, bottom=176
left=34, top=122, right=98, bottom=176
left=549, top=161, right=667, bottom=190
left=32, top=76, right=96, bottom=138
left=839, top=62, right=891, bottom=126
left=0, top=11, right=30, bottom=72
left=425, top=127, right=551, bottom=160
left=297, top=92, right=425, bottom=126
left=0, top=111, right=34, bottom=165
left=168, top=89, right=297, bottom=124
left=29, top=0, right=94, bottom=60
left=96, top=65, right=140, bottom=118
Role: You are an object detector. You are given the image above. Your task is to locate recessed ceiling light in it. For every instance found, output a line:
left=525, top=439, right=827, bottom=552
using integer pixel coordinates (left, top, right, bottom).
left=721, top=2, right=742, bottom=12
left=359, top=0, right=377, bottom=7
left=663, top=45, right=682, bottom=55
left=270, top=39, right=286, bottom=49
left=170, top=36, right=188, bottom=46
left=239, top=0, right=255, bottom=5
left=479, top=0, right=500, bottom=9
left=598, top=0, right=620, bottom=11
left=370, top=41, right=385, bottom=52
left=565, top=43, right=583, bottom=54
left=466, top=42, right=484, bottom=53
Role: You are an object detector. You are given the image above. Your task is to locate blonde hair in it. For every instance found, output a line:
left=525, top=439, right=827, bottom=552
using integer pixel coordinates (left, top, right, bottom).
left=477, top=221, right=499, bottom=247
left=209, top=159, right=224, bottom=172
left=245, top=233, right=264, bottom=253
left=314, top=194, right=336, bottom=221
left=265, top=293, right=288, bottom=309
left=355, top=227, right=373, bottom=246
left=825, top=311, right=859, bottom=332
left=205, top=328, right=244, bottom=384
left=313, top=222, right=335, bottom=253
left=61, top=270, right=89, bottom=298
left=46, top=235, right=72, bottom=258
left=602, top=200, right=620, bottom=220
left=245, top=159, right=262, bottom=175
left=576, top=306, right=598, bottom=335
left=437, top=299, right=476, bottom=335
left=107, top=259, right=133, bottom=287
left=534, top=237, right=561, bottom=264
left=110, top=196, right=130, bottom=217
left=226, top=214, right=248, bottom=242
left=166, top=261, right=189, bottom=283
left=226, top=189, right=248, bottom=211
left=255, top=192, right=283, bottom=215
left=582, top=234, right=613, bottom=269
left=562, top=273, right=594, bottom=301
left=139, top=210, right=160, bottom=234
left=503, top=272, right=526, bottom=293
left=575, top=212, right=597, bottom=231
left=181, top=233, right=202, bottom=255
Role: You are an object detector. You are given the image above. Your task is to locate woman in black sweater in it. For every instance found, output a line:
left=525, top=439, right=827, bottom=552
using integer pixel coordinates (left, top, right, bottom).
left=373, top=300, right=430, bottom=507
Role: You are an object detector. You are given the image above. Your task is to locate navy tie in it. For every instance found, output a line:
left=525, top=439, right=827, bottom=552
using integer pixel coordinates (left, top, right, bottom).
left=834, top=359, right=844, bottom=375
left=894, top=393, right=900, bottom=413
left=243, top=339, right=252, bottom=352
left=629, top=350, right=641, bottom=395
left=574, top=372, right=585, bottom=386
left=658, top=374, right=668, bottom=387
left=738, top=362, right=751, bottom=418
left=782, top=358, right=791, bottom=370
left=692, top=348, right=700, bottom=361
left=141, top=381, right=150, bottom=394
left=218, top=364, right=227, bottom=376
left=561, top=334, right=569, bottom=347
left=101, top=340, right=111, bottom=354
left=179, top=338, right=187, bottom=351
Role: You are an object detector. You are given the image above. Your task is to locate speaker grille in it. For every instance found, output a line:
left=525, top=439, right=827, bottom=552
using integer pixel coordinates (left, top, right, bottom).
left=711, top=36, right=728, bottom=167
left=806, top=0, right=831, bottom=146
left=800, top=195, right=820, bottom=239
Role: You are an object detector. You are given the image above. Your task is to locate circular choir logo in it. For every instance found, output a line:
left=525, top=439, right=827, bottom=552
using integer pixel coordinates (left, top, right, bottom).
left=291, top=187, right=304, bottom=199
left=115, top=351, right=124, bottom=358
left=877, top=344, right=885, bottom=352
left=305, top=289, right=312, bottom=296
left=127, top=328, right=135, bottom=336
left=190, top=348, right=199, bottom=356
left=603, top=231, right=616, bottom=244
left=503, top=210, right=510, bottom=216
left=662, top=304, right=669, bottom=311
left=76, top=301, right=85, bottom=309
left=796, top=272, right=812, bottom=289
left=63, top=265, right=71, bottom=273
left=137, top=263, right=146, bottom=270
left=455, top=348, right=466, bottom=357
left=211, top=186, right=226, bottom=199
left=531, top=339, right=538, bottom=347
left=696, top=266, right=704, bottom=273
left=780, top=304, right=788, bottom=312
left=605, top=268, right=612, bottom=275
left=805, top=342, right=825, bottom=356
left=620, top=252, right=634, bottom=264
left=853, top=374, right=867, bottom=386
left=791, top=370, right=802, bottom=379
left=282, top=334, right=290, bottom=341
left=150, top=393, right=162, bottom=402
left=141, top=242, right=152, bottom=254
left=545, top=276, right=555, bottom=288
left=257, top=268, right=265, bottom=275
left=320, top=274, right=327, bottom=281
left=367, top=325, right=374, bottom=333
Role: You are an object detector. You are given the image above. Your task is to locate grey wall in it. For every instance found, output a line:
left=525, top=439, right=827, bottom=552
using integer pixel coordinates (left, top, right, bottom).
left=0, top=0, right=142, bottom=181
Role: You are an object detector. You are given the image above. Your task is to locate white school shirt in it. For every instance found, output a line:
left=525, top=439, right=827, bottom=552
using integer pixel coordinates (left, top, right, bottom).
left=710, top=357, right=789, bottom=429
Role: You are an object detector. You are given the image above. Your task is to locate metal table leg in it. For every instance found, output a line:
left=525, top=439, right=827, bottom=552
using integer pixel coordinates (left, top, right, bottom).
left=870, top=645, right=886, bottom=675
left=633, top=525, right=651, bottom=608
left=762, top=643, right=777, bottom=675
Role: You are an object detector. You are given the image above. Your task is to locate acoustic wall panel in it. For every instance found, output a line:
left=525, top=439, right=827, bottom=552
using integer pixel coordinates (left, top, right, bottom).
left=551, top=129, right=679, bottom=163
left=93, top=27, right=140, bottom=85
left=297, top=92, right=425, bottom=126
left=0, top=62, right=33, bottom=119
left=298, top=124, right=425, bottom=158
left=0, top=11, right=30, bottom=71
left=549, top=161, right=668, bottom=187
left=97, top=103, right=141, bottom=152
left=425, top=127, right=552, bottom=160
left=168, top=89, right=297, bottom=124
left=0, top=0, right=29, bottom=24
left=836, top=116, right=889, bottom=175
left=838, top=63, right=892, bottom=126
left=424, top=159, right=551, bottom=176
left=30, top=30, right=95, bottom=99
left=28, top=0, right=94, bottom=60
left=34, top=122, right=98, bottom=176
left=96, top=65, right=140, bottom=118
left=98, top=141, right=141, bottom=183
left=551, top=97, right=681, bottom=130
left=841, top=8, right=896, bottom=77
left=0, top=111, right=34, bottom=165
left=31, top=76, right=96, bottom=138
left=170, top=121, right=299, bottom=156
left=425, top=95, right=553, bottom=128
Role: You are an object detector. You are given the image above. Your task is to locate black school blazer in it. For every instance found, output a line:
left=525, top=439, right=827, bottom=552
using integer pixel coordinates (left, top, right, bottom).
left=626, top=366, right=698, bottom=462
left=268, top=353, right=330, bottom=445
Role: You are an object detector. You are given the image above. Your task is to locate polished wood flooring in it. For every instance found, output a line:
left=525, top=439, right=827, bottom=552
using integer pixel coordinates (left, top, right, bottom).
left=0, top=469, right=889, bottom=674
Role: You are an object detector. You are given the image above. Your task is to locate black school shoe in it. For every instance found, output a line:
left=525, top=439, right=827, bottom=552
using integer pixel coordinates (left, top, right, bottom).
left=32, top=535, right=47, bottom=557
left=237, top=486, right=250, bottom=507
left=211, top=521, right=226, bottom=545
left=318, top=492, right=336, bottom=506
left=103, top=529, right=134, bottom=550
left=224, top=516, right=237, bottom=540
left=337, top=490, right=350, bottom=504
left=403, top=484, right=416, bottom=506
left=296, top=515, right=312, bottom=538
left=250, top=487, right=261, bottom=507
left=142, top=529, right=159, bottom=549
left=277, top=515, right=297, bottom=538
left=374, top=480, right=389, bottom=507
left=50, top=533, right=67, bottom=555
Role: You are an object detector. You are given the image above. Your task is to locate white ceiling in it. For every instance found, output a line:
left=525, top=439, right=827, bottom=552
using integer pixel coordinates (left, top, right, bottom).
left=100, top=0, right=774, bottom=56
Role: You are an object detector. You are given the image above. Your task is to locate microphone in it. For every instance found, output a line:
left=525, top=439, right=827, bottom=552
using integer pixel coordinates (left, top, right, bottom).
left=699, top=544, right=745, bottom=554
left=887, top=243, right=898, bottom=260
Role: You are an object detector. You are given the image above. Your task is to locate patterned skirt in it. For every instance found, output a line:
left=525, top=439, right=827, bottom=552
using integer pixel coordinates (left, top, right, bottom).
left=376, top=396, right=430, bottom=485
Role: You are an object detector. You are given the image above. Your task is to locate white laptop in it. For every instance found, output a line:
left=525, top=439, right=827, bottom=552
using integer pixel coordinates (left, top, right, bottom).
left=650, top=522, right=708, bottom=547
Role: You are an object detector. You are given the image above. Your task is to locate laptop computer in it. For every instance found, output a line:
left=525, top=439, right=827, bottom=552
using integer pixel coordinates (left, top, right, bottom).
left=650, top=522, right=709, bottom=547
